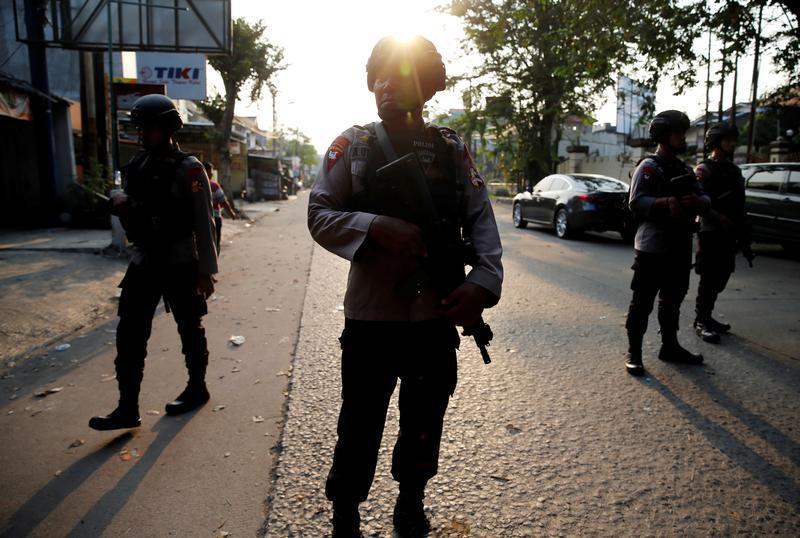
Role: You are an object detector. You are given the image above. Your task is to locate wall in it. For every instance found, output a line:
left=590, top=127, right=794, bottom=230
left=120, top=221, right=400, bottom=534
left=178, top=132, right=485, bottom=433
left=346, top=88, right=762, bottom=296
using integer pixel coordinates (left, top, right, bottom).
left=558, top=152, right=639, bottom=184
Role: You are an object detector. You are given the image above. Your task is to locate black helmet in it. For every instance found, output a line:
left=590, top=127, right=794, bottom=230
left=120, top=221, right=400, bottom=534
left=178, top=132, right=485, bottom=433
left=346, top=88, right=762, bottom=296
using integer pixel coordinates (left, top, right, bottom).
left=130, top=94, right=183, bottom=132
left=648, top=110, right=690, bottom=143
left=366, top=35, right=446, bottom=95
left=705, top=122, right=739, bottom=151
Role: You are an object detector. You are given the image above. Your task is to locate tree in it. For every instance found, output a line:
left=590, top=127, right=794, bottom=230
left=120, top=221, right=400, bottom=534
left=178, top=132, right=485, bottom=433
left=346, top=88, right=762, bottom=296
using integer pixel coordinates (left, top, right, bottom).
left=199, top=18, right=285, bottom=191
left=703, top=1, right=799, bottom=92
left=448, top=0, right=702, bottom=184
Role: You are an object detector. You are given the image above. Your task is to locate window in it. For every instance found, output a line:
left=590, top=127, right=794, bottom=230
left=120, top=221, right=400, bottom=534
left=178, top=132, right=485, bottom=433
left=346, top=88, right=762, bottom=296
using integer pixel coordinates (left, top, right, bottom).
left=533, top=177, right=553, bottom=191
left=747, top=169, right=786, bottom=192
left=549, top=178, right=569, bottom=191
left=571, top=176, right=628, bottom=192
left=788, top=171, right=800, bottom=196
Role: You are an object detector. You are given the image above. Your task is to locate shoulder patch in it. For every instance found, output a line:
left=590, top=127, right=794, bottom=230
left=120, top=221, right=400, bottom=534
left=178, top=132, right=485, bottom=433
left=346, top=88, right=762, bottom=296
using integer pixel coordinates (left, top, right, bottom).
left=463, top=146, right=485, bottom=189
left=326, top=135, right=351, bottom=172
left=186, top=162, right=206, bottom=193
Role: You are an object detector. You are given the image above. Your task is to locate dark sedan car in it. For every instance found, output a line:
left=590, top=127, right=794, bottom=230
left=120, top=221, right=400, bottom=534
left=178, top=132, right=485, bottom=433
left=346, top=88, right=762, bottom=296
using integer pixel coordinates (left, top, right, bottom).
left=512, top=173, right=633, bottom=240
left=739, top=162, right=800, bottom=252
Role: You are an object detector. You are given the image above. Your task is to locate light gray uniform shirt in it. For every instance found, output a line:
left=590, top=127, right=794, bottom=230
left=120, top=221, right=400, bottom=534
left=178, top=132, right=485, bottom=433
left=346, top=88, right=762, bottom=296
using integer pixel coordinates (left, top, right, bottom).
left=308, top=123, right=503, bottom=322
left=629, top=154, right=709, bottom=253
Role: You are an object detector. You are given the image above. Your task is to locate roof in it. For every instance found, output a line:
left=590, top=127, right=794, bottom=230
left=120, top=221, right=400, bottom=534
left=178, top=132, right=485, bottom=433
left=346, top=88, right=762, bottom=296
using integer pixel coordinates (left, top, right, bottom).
left=0, top=71, right=71, bottom=105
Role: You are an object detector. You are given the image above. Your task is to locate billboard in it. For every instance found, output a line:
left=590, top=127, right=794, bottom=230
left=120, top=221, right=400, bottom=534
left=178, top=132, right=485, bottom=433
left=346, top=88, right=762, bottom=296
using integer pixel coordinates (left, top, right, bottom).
left=13, top=0, right=232, bottom=55
left=136, top=52, right=207, bottom=100
left=616, top=76, right=653, bottom=138
left=113, top=82, right=165, bottom=111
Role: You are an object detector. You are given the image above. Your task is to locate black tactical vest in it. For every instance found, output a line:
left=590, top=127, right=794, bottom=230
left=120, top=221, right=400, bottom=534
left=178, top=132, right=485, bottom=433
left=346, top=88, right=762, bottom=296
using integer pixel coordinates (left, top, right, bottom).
left=120, top=148, right=195, bottom=254
left=699, top=158, right=745, bottom=223
left=350, top=124, right=467, bottom=296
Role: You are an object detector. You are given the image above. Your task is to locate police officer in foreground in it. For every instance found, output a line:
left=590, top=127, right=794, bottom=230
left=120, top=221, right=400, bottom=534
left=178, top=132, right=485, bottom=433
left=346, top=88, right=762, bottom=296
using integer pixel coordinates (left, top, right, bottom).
left=693, top=123, right=753, bottom=343
left=89, top=94, right=218, bottom=430
left=624, top=110, right=710, bottom=376
left=308, top=36, right=503, bottom=537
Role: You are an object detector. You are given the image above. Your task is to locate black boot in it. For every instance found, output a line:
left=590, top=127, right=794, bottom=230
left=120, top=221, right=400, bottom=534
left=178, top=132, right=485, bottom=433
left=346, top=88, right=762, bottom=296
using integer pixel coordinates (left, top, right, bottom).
left=706, top=316, right=731, bottom=334
left=658, top=342, right=704, bottom=365
left=693, top=320, right=721, bottom=344
left=165, top=382, right=210, bottom=416
left=89, top=404, right=141, bottom=431
left=331, top=502, right=362, bottom=538
left=625, top=331, right=645, bottom=376
left=625, top=352, right=645, bottom=376
left=393, top=486, right=431, bottom=537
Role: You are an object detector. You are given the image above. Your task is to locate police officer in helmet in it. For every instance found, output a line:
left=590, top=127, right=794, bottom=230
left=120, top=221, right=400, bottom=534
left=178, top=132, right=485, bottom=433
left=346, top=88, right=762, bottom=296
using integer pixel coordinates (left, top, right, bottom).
left=308, top=36, right=503, bottom=537
left=624, top=110, right=710, bottom=376
left=89, top=94, right=218, bottom=430
left=693, top=123, right=752, bottom=343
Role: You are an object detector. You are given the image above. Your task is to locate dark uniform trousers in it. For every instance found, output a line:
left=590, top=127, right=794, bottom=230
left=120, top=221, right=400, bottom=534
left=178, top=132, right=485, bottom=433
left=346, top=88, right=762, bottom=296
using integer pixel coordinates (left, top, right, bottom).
left=325, top=318, right=459, bottom=504
left=115, top=260, right=209, bottom=405
left=625, top=244, right=692, bottom=351
left=695, top=231, right=737, bottom=321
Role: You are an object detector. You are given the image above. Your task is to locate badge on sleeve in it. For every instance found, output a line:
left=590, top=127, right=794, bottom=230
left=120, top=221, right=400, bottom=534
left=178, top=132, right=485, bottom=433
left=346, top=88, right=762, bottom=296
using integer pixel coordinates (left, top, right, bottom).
left=326, top=135, right=351, bottom=172
left=188, top=165, right=205, bottom=193
left=463, top=146, right=485, bottom=189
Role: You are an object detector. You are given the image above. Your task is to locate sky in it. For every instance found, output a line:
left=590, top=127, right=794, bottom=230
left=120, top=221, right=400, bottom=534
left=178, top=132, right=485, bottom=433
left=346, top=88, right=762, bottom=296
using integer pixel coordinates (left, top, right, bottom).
left=222, top=0, right=790, bottom=154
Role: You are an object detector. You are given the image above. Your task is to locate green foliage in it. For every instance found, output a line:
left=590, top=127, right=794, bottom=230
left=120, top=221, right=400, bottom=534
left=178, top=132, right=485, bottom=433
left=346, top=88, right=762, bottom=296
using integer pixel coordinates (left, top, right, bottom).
left=201, top=18, right=286, bottom=187
left=447, top=0, right=702, bottom=183
left=197, top=94, right=226, bottom=145
left=60, top=160, right=113, bottom=228
left=702, top=1, right=799, bottom=87
left=208, top=18, right=286, bottom=102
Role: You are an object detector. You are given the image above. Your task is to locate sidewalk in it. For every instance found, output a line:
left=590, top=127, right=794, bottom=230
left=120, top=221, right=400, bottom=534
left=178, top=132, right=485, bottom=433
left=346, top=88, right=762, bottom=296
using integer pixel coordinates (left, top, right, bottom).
left=0, top=199, right=284, bottom=254
left=0, top=199, right=288, bottom=366
left=0, top=191, right=314, bottom=537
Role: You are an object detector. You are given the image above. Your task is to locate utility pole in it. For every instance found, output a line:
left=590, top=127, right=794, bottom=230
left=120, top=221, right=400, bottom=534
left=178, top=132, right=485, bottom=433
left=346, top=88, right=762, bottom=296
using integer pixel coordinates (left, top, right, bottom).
left=718, top=48, right=726, bottom=123
left=730, top=51, right=738, bottom=128
left=23, top=0, right=58, bottom=222
left=746, top=4, right=764, bottom=163
left=703, top=31, right=712, bottom=158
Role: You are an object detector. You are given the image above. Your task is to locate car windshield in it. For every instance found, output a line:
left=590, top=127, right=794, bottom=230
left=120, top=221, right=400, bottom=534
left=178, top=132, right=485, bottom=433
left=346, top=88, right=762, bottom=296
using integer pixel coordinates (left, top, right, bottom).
left=570, top=175, right=628, bottom=192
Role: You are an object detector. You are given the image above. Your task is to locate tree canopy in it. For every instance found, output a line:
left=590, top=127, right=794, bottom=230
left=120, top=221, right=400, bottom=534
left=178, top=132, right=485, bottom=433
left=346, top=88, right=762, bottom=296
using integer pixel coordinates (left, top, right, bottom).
left=199, top=18, right=286, bottom=190
left=447, top=0, right=798, bottom=183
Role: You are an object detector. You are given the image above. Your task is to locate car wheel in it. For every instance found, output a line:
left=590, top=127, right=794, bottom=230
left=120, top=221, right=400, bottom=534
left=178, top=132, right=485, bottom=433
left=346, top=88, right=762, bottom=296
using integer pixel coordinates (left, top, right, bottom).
left=554, top=208, right=572, bottom=239
left=513, top=203, right=528, bottom=228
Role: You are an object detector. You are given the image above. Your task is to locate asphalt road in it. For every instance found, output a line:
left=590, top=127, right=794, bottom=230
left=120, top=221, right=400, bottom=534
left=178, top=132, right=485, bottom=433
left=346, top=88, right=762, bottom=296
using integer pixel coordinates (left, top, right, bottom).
left=267, top=201, right=800, bottom=536
left=1, top=196, right=798, bottom=537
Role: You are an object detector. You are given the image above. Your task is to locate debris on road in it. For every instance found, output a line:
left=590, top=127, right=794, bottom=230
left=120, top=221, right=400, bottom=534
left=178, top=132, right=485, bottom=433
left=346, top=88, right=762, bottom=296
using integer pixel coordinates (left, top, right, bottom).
left=34, top=387, right=63, bottom=398
left=55, top=344, right=71, bottom=352
left=119, top=449, right=132, bottom=461
left=252, top=416, right=265, bottom=423
left=68, top=439, right=85, bottom=449
left=505, top=423, right=522, bottom=434
left=146, top=410, right=160, bottom=416
left=212, top=405, right=226, bottom=412
left=229, top=335, right=246, bottom=346
left=265, top=307, right=281, bottom=312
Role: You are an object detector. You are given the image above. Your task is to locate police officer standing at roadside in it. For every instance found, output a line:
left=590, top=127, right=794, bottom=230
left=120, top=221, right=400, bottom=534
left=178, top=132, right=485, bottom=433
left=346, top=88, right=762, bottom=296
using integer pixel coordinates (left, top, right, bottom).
left=624, top=110, right=710, bottom=376
left=693, top=123, right=753, bottom=343
left=308, top=36, right=503, bottom=537
left=89, top=94, right=218, bottom=430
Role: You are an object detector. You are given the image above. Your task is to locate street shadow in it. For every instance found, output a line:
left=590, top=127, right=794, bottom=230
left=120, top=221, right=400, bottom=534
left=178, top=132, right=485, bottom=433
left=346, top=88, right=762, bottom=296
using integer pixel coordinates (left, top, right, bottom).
left=0, top=250, right=127, bottom=300
left=644, top=373, right=800, bottom=507
left=64, top=414, right=194, bottom=538
left=0, top=432, right=133, bottom=538
left=674, top=363, right=800, bottom=469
